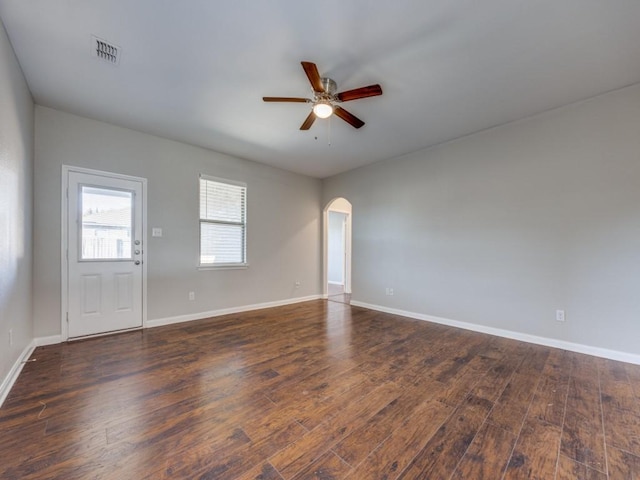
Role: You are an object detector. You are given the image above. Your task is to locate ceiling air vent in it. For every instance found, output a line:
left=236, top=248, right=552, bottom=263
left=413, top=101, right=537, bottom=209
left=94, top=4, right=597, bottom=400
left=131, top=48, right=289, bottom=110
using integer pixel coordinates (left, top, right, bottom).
left=91, top=35, right=120, bottom=65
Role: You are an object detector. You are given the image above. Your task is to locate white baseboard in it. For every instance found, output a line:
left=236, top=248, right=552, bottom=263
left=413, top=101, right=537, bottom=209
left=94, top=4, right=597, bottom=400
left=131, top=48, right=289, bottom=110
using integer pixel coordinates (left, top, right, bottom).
left=147, top=295, right=323, bottom=329
left=327, top=281, right=344, bottom=285
left=351, top=300, right=640, bottom=366
left=0, top=334, right=65, bottom=407
left=0, top=341, right=36, bottom=407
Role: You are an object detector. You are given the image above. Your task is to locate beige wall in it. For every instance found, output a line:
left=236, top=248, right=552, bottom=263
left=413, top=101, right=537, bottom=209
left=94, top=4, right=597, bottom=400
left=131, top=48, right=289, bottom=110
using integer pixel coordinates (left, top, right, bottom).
left=324, top=83, right=640, bottom=356
left=34, top=106, right=322, bottom=337
left=0, top=18, right=34, bottom=388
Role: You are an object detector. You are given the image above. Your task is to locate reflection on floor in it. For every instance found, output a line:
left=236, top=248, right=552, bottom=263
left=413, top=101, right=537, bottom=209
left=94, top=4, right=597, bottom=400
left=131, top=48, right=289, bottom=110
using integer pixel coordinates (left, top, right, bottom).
left=328, top=283, right=351, bottom=304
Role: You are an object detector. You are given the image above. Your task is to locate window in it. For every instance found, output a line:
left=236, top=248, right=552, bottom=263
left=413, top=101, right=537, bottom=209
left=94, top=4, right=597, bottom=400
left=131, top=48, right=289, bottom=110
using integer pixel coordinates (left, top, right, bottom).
left=80, top=185, right=133, bottom=260
left=199, top=175, right=247, bottom=266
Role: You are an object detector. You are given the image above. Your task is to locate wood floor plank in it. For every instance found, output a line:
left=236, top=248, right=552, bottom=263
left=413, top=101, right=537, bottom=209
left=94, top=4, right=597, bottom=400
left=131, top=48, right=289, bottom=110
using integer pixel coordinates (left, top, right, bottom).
left=429, top=335, right=491, bottom=382
left=344, top=398, right=453, bottom=479
left=600, top=357, right=639, bottom=414
left=109, top=426, right=252, bottom=479
left=332, top=382, right=438, bottom=467
left=601, top=403, right=640, bottom=457
left=269, top=382, right=401, bottom=479
left=626, top=362, right=640, bottom=401
left=396, top=394, right=493, bottom=479
left=171, top=421, right=306, bottom=480
left=503, top=417, right=562, bottom=480
left=243, top=366, right=387, bottom=442
left=290, top=451, right=352, bottom=480
left=469, top=362, right=517, bottom=403
left=607, top=447, right=640, bottom=480
left=2, top=300, right=640, bottom=479
left=526, top=349, right=571, bottom=427
left=450, top=421, right=517, bottom=480
left=601, top=378, right=639, bottom=414
left=227, top=462, right=284, bottom=480
left=568, top=351, right=600, bottom=381
left=560, top=376, right=607, bottom=472
left=292, top=359, right=405, bottom=431
left=487, top=372, right=540, bottom=433
left=265, top=359, right=368, bottom=405
left=105, top=386, right=272, bottom=446
left=526, top=373, right=569, bottom=427
left=556, top=455, right=607, bottom=480
left=0, top=428, right=108, bottom=480
left=515, top=345, right=550, bottom=376
left=243, top=380, right=375, bottom=442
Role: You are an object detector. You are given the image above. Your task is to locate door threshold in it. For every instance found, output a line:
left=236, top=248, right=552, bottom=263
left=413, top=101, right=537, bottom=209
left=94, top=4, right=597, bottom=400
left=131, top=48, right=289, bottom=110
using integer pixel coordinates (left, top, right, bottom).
left=67, top=326, right=143, bottom=342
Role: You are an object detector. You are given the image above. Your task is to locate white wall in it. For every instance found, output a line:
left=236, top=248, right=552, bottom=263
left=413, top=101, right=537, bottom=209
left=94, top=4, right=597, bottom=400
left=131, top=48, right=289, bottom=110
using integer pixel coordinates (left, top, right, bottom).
left=324, top=83, right=640, bottom=357
left=0, top=18, right=34, bottom=390
left=34, top=107, right=322, bottom=337
left=328, top=211, right=346, bottom=284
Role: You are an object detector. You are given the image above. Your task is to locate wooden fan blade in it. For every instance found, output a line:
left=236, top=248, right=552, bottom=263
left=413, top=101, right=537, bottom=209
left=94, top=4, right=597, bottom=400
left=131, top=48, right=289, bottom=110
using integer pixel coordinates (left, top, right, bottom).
left=334, top=106, right=365, bottom=129
left=301, top=61, right=325, bottom=92
left=300, top=111, right=316, bottom=130
left=263, top=97, right=309, bottom=103
left=336, top=84, right=383, bottom=102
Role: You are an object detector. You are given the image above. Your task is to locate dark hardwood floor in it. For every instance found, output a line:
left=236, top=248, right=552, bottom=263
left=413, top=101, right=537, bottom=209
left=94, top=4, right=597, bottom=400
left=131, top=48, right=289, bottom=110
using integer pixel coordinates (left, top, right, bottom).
left=1, top=300, right=640, bottom=479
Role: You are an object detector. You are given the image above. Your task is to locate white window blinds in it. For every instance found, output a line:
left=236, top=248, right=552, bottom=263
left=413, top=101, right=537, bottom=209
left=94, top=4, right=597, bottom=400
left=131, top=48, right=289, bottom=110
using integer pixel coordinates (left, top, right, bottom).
left=199, top=176, right=247, bottom=266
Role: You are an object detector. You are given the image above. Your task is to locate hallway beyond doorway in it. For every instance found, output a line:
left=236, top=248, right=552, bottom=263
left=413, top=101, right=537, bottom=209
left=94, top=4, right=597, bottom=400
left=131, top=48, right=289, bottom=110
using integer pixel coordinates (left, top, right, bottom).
left=327, top=283, right=351, bottom=305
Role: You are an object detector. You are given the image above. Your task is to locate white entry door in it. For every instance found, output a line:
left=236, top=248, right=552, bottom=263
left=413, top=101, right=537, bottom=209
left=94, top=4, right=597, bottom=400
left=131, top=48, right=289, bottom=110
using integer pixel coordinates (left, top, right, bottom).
left=67, top=170, right=144, bottom=338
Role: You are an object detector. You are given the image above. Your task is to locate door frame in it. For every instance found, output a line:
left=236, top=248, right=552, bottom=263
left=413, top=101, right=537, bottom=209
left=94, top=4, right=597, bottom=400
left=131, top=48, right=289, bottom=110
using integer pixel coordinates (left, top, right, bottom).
left=61, top=165, right=148, bottom=341
left=323, top=198, right=352, bottom=297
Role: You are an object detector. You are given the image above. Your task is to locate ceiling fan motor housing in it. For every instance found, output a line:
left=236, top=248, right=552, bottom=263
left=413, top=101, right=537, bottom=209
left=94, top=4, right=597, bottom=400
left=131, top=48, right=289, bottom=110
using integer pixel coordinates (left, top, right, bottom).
left=321, top=77, right=337, bottom=95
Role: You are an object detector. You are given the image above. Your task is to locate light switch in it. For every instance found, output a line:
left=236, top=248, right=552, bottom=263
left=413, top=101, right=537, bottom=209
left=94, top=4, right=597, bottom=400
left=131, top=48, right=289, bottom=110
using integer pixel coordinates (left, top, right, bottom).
left=152, top=227, right=163, bottom=237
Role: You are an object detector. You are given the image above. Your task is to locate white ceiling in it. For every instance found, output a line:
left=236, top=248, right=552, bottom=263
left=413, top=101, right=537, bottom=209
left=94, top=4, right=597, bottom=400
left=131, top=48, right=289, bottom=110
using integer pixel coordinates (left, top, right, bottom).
left=1, top=1, right=640, bottom=178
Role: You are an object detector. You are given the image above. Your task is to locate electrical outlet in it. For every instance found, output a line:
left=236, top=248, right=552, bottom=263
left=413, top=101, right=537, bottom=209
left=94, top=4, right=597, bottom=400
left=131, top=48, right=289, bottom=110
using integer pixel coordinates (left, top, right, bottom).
left=189, top=291, right=195, bottom=301
left=556, top=309, right=565, bottom=322
left=9, top=328, right=13, bottom=346
left=385, top=288, right=394, bottom=296
left=295, top=281, right=301, bottom=289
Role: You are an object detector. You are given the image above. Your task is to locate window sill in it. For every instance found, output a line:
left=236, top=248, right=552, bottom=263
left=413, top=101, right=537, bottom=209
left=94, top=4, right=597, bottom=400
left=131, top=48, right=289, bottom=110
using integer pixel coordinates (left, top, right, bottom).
left=198, top=263, right=249, bottom=271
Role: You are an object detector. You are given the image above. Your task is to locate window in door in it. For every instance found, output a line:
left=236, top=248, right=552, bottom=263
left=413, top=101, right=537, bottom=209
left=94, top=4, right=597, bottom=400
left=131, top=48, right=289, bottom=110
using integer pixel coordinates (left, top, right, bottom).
left=79, top=185, right=134, bottom=260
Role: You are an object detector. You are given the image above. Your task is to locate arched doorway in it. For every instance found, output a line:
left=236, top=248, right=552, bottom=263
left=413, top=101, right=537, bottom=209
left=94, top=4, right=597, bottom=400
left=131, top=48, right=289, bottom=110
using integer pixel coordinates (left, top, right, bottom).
left=323, top=198, right=352, bottom=303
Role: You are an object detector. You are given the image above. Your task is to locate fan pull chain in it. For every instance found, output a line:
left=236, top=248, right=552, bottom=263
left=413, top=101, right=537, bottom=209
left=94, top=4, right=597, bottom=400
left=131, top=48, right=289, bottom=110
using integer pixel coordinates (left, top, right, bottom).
left=327, top=115, right=332, bottom=146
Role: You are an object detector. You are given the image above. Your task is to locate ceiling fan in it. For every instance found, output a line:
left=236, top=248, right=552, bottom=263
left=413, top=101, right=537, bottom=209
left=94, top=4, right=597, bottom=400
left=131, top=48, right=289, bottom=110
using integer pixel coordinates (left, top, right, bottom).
left=263, top=61, right=383, bottom=130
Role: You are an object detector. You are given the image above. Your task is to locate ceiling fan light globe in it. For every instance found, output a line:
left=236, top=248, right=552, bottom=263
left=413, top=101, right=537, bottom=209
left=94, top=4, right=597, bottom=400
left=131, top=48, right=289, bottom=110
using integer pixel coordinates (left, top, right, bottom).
left=313, top=102, right=333, bottom=119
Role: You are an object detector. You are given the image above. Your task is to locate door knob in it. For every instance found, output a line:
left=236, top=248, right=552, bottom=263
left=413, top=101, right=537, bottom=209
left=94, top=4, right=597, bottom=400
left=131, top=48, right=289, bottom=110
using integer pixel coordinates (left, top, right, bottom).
left=134, top=260, right=141, bottom=265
